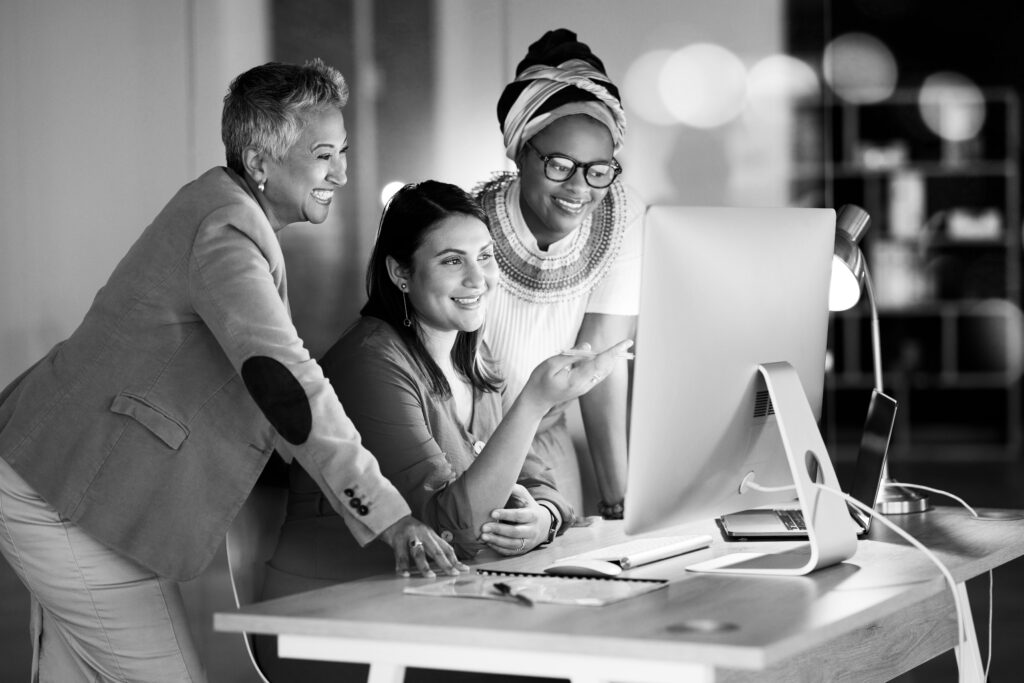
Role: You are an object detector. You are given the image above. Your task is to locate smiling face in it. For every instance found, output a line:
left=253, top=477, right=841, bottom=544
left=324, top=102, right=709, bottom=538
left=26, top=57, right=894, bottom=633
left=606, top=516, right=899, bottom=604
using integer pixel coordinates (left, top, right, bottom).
left=262, top=107, right=348, bottom=228
left=517, top=114, right=615, bottom=248
left=404, top=214, right=497, bottom=339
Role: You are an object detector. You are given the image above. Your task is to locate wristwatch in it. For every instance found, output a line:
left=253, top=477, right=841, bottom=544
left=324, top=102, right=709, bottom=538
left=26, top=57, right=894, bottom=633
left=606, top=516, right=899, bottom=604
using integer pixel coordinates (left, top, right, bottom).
left=598, top=499, right=624, bottom=520
left=538, top=501, right=560, bottom=546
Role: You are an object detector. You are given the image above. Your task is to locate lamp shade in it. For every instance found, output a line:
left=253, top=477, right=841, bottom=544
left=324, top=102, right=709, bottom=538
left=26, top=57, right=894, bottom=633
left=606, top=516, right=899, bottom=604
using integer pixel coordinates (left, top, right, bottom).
left=829, top=204, right=871, bottom=311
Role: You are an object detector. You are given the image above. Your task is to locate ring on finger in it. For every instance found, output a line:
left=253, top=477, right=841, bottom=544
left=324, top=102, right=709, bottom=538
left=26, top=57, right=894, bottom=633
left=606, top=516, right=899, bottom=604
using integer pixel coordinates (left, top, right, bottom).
left=591, top=374, right=601, bottom=383
left=517, top=538, right=526, bottom=553
left=409, top=538, right=424, bottom=550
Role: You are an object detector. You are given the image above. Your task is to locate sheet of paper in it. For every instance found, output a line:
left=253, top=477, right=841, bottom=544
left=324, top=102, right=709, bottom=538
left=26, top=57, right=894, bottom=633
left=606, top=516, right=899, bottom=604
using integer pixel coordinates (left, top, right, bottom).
left=403, top=572, right=666, bottom=607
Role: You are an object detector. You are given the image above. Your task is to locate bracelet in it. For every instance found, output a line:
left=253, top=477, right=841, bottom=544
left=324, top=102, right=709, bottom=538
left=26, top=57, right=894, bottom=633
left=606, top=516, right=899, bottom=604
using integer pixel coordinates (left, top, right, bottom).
left=537, top=501, right=560, bottom=545
left=598, top=499, right=624, bottom=520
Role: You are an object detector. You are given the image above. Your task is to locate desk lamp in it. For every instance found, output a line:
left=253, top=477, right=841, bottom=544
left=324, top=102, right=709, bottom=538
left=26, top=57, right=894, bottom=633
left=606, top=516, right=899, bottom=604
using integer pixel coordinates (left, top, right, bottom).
left=830, top=204, right=929, bottom=514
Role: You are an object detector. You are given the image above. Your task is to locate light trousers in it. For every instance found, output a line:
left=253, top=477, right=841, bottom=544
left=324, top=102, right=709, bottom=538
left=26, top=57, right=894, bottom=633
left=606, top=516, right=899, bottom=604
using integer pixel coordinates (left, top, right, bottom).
left=0, top=457, right=205, bottom=682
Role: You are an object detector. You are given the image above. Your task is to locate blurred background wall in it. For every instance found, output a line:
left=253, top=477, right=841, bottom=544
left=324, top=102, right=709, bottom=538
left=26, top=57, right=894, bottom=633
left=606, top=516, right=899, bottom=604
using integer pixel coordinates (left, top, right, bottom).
left=1, top=1, right=1022, bottom=681
left=0, top=0, right=271, bottom=386
left=0, top=1, right=273, bottom=679
left=0, top=0, right=795, bottom=388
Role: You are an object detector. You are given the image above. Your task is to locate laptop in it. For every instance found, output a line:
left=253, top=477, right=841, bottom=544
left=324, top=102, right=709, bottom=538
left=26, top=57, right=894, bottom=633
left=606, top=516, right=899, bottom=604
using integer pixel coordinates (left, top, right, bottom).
left=718, top=389, right=897, bottom=540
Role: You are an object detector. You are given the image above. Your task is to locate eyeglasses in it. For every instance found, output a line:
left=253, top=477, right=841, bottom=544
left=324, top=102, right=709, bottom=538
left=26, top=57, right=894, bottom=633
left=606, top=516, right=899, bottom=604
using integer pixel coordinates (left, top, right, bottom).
left=525, top=140, right=622, bottom=189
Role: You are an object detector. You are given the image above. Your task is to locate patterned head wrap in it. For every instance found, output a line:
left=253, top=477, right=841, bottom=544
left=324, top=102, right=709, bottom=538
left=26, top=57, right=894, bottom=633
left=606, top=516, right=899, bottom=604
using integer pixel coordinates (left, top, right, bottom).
left=497, top=29, right=627, bottom=162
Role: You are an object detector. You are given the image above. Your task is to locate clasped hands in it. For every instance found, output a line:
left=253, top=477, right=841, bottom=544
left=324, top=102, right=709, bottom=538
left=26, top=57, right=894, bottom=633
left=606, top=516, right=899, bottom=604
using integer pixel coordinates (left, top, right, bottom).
left=378, top=487, right=545, bottom=578
left=480, top=483, right=551, bottom=556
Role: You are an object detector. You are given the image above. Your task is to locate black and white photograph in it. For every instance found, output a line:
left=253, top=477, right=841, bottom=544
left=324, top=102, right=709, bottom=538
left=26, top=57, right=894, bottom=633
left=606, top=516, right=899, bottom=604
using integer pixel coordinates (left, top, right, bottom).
left=2, top=1, right=1024, bottom=681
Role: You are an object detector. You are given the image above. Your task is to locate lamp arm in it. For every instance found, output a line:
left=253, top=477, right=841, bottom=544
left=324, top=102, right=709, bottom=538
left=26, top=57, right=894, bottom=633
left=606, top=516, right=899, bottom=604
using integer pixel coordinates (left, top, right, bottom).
left=863, top=262, right=884, bottom=393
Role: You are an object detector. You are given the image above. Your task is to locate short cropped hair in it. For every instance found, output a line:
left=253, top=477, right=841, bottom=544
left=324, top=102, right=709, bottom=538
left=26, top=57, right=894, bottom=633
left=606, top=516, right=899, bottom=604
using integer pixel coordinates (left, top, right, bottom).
left=221, top=58, right=348, bottom=175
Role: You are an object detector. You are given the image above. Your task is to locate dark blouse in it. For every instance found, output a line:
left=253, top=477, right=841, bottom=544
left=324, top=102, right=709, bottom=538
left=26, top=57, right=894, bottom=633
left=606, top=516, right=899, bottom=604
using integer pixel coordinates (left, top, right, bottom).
left=273, top=315, right=570, bottom=582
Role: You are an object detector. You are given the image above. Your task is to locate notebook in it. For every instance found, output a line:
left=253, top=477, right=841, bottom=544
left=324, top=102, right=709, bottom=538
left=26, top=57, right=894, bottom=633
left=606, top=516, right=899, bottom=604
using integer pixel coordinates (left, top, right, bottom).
left=718, top=389, right=897, bottom=540
left=404, top=571, right=667, bottom=607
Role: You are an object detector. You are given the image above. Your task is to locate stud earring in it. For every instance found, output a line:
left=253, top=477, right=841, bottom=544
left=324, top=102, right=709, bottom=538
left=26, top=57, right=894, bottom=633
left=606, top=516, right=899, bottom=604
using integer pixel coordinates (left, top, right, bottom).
left=258, top=180, right=266, bottom=192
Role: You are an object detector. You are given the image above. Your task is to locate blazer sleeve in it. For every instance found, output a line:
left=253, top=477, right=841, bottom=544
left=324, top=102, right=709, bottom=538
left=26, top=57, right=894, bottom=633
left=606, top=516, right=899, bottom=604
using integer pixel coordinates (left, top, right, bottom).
left=188, top=215, right=410, bottom=545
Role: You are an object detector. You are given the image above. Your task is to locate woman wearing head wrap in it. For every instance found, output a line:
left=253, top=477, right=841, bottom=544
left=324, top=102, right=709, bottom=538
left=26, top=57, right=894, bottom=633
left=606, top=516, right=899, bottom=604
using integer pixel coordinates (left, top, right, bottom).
left=474, top=29, right=644, bottom=522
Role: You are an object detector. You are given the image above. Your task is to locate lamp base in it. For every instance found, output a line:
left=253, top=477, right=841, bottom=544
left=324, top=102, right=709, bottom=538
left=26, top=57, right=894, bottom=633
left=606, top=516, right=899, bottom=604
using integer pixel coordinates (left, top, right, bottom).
left=876, top=478, right=930, bottom=515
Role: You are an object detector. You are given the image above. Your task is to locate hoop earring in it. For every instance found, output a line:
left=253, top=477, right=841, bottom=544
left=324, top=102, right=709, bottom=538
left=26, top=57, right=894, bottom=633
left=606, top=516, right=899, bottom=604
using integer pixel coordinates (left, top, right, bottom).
left=258, top=179, right=266, bottom=192
left=401, top=286, right=412, bottom=328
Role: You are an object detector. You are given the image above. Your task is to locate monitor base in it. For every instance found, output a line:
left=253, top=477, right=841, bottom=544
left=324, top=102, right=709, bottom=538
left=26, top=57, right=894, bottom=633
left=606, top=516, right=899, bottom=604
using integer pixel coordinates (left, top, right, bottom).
left=688, top=362, right=858, bottom=577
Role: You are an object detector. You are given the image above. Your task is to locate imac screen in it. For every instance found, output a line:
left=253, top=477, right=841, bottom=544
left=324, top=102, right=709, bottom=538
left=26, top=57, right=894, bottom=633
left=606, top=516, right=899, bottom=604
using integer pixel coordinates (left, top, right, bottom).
left=625, top=206, right=836, bottom=536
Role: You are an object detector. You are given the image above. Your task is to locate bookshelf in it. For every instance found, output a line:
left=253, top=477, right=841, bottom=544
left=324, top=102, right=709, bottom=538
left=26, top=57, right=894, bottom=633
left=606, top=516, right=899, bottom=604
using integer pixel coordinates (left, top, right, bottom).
left=809, top=89, right=1022, bottom=460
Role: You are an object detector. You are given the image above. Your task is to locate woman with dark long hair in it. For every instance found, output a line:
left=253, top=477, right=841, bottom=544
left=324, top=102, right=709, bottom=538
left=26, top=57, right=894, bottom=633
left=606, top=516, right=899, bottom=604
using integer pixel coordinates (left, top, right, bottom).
left=258, top=179, right=629, bottom=681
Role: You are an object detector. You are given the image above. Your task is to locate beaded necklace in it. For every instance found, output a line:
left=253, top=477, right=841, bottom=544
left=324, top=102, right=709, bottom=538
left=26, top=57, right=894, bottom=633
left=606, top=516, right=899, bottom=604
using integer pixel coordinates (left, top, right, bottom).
left=473, top=172, right=629, bottom=305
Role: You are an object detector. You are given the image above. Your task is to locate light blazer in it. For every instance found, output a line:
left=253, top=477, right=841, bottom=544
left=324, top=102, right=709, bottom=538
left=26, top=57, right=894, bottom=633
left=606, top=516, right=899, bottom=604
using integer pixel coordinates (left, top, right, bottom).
left=0, top=167, right=410, bottom=580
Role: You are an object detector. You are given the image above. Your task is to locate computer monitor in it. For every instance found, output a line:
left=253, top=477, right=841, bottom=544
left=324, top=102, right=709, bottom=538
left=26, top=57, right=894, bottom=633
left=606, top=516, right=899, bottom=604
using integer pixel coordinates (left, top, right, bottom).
left=624, top=206, right=859, bottom=575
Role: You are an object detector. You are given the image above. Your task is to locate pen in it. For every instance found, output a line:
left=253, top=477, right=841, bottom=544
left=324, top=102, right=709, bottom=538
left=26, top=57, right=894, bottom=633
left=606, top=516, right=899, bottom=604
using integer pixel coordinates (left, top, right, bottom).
left=493, top=581, right=534, bottom=607
left=560, top=349, right=635, bottom=361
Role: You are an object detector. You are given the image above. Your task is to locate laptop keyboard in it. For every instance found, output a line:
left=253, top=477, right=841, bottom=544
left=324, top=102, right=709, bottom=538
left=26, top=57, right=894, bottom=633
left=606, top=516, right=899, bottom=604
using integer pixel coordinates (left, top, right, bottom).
left=776, top=508, right=806, bottom=530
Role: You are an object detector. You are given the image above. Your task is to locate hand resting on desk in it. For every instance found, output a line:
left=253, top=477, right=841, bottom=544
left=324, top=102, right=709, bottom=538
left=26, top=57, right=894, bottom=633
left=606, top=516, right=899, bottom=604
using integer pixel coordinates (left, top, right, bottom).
left=378, top=515, right=469, bottom=577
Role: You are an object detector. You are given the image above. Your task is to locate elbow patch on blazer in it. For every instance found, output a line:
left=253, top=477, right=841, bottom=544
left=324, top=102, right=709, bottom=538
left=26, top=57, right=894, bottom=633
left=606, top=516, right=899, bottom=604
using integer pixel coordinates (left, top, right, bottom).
left=241, top=356, right=312, bottom=445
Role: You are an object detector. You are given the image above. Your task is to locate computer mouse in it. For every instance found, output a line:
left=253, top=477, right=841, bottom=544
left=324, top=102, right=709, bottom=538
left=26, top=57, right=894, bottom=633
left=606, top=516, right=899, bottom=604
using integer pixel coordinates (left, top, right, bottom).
left=542, top=558, right=623, bottom=578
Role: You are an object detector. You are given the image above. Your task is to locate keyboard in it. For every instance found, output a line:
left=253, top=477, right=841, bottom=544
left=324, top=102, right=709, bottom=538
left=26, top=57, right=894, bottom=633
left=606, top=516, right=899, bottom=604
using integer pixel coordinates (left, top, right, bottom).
left=562, top=534, right=714, bottom=570
left=776, top=508, right=806, bottom=530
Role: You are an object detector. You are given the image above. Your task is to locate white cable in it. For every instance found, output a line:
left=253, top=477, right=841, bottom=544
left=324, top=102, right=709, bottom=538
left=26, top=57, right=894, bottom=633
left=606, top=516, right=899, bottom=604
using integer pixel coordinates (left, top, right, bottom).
left=883, top=481, right=993, bottom=678
left=986, top=570, right=993, bottom=677
left=885, top=482, right=978, bottom=517
left=746, top=476, right=993, bottom=680
left=810, top=483, right=977, bottom=682
left=740, top=473, right=796, bottom=494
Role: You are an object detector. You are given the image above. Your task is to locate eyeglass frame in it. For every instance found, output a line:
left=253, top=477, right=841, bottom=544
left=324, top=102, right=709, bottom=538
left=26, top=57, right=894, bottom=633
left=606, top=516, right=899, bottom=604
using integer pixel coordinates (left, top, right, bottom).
left=524, top=140, right=623, bottom=189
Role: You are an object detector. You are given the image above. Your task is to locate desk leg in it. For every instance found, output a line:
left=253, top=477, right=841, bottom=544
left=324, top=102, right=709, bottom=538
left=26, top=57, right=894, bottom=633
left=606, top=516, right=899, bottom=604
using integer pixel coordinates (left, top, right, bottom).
left=953, top=583, right=985, bottom=683
left=367, top=663, right=405, bottom=683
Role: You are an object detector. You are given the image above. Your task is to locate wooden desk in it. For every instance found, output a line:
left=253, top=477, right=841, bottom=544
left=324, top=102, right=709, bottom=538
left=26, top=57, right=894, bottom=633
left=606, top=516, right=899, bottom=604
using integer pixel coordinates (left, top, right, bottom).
left=215, top=507, right=1024, bottom=682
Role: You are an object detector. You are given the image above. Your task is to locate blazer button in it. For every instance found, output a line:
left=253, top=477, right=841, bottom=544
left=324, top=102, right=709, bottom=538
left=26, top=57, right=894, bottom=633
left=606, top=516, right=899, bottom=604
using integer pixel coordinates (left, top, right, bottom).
left=358, top=505, right=369, bottom=515
left=441, top=530, right=454, bottom=542
left=344, top=488, right=354, bottom=497
left=349, top=498, right=361, bottom=508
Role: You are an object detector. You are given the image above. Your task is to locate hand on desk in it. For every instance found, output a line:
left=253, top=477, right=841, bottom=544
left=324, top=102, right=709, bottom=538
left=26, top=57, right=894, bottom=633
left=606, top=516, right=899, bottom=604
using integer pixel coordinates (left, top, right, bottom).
left=481, top=484, right=549, bottom=556
left=379, top=515, right=468, bottom=578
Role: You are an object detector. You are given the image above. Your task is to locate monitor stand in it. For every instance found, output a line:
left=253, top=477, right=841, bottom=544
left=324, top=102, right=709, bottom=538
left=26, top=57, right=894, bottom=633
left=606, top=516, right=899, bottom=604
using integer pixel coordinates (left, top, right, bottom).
left=687, top=362, right=859, bottom=576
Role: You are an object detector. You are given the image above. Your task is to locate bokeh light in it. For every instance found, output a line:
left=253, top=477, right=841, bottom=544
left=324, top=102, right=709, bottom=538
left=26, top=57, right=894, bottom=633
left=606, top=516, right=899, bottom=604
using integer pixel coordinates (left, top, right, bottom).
left=747, top=54, right=820, bottom=105
left=965, top=299, right=1024, bottom=383
left=623, top=49, right=677, bottom=126
left=918, top=71, right=986, bottom=142
left=380, top=181, right=405, bottom=206
left=823, top=32, right=897, bottom=104
left=659, top=43, right=747, bottom=129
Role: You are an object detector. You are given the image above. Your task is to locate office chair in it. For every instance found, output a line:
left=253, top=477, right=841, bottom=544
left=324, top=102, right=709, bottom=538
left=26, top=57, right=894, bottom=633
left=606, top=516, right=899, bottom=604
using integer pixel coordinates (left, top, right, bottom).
left=225, top=474, right=288, bottom=683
